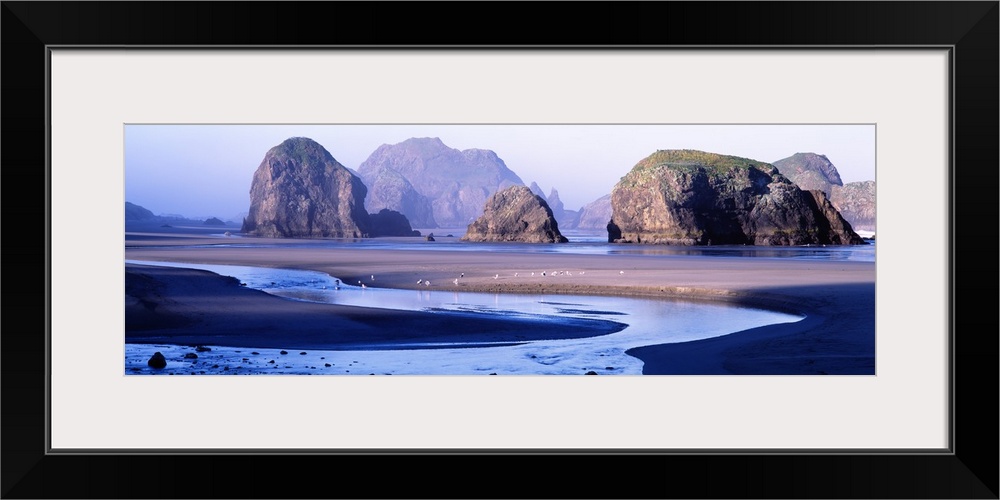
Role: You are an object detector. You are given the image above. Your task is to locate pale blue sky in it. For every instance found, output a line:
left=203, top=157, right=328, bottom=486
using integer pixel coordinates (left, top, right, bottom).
left=125, top=124, right=875, bottom=220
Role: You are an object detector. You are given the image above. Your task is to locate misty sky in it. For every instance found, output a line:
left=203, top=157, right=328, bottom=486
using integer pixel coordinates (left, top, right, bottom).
left=124, top=124, right=875, bottom=220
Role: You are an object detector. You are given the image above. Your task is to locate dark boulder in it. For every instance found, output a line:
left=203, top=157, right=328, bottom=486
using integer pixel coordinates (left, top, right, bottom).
left=147, top=352, right=167, bottom=369
left=609, top=149, right=864, bottom=246
left=241, top=137, right=371, bottom=238
left=369, top=208, right=420, bottom=237
left=461, top=185, right=568, bottom=243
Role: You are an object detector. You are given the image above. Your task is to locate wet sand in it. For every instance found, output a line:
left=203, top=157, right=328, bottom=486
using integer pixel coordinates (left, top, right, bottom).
left=124, top=232, right=876, bottom=374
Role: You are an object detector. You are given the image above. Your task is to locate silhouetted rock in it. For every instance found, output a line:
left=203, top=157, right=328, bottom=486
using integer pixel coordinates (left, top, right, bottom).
left=369, top=208, right=420, bottom=237
left=461, top=185, right=568, bottom=243
left=608, top=150, right=864, bottom=245
left=125, top=202, right=157, bottom=221
left=147, top=352, right=167, bottom=369
left=242, top=137, right=371, bottom=238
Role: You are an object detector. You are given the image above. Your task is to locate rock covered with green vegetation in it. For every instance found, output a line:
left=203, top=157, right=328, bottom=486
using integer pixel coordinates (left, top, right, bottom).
left=461, top=185, right=568, bottom=243
left=773, top=152, right=875, bottom=232
left=607, top=150, right=864, bottom=246
left=241, top=137, right=372, bottom=238
left=357, top=137, right=525, bottom=228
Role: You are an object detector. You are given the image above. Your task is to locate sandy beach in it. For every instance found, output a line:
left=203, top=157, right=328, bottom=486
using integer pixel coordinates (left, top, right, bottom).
left=124, top=231, right=875, bottom=375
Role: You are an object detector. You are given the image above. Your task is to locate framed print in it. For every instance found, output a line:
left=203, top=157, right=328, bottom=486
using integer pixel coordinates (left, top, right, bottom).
left=4, top=1, right=997, bottom=498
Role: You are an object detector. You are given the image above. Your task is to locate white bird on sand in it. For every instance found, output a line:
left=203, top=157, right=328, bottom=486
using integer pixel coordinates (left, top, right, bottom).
left=460, top=273, right=465, bottom=278
left=371, top=275, right=375, bottom=280
left=453, top=278, right=459, bottom=285
left=620, top=271, right=625, bottom=275
left=494, top=274, right=499, bottom=279
left=531, top=272, right=535, bottom=276
left=417, top=279, right=423, bottom=284
left=541, top=272, right=546, bottom=276
left=361, top=283, right=367, bottom=289
left=514, top=272, right=518, bottom=277
left=425, top=280, right=431, bottom=286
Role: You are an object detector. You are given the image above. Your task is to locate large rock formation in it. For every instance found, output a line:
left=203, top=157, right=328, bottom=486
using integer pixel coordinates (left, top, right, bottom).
left=829, top=180, right=876, bottom=231
left=125, top=201, right=157, bottom=221
left=572, top=194, right=613, bottom=230
left=357, top=137, right=525, bottom=228
left=461, top=185, right=569, bottom=243
left=528, top=181, right=547, bottom=199
left=241, top=137, right=371, bottom=238
left=362, top=166, right=437, bottom=228
left=773, top=152, right=875, bottom=232
left=369, top=208, right=420, bottom=237
left=607, top=150, right=865, bottom=246
left=772, top=152, right=843, bottom=193
left=528, top=182, right=580, bottom=229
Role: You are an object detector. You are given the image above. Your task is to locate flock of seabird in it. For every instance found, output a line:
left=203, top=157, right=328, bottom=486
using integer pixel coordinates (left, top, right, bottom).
left=351, top=269, right=623, bottom=290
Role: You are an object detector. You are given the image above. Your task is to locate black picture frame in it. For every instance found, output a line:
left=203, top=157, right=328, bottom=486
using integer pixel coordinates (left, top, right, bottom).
left=4, top=2, right=997, bottom=498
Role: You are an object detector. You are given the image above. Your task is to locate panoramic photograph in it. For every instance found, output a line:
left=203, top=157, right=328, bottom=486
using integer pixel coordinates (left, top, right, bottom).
left=124, top=124, right=876, bottom=376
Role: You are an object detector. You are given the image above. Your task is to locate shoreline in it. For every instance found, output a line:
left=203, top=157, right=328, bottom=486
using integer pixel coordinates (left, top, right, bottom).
left=124, top=233, right=875, bottom=374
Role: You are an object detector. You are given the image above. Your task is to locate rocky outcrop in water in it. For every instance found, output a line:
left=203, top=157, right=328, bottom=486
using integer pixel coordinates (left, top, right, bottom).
left=369, top=208, right=420, bottom=237
left=125, top=202, right=157, bottom=221
left=358, top=137, right=525, bottom=228
left=461, top=185, right=568, bottom=243
left=773, top=152, right=875, bottom=232
left=528, top=183, right=580, bottom=229
left=362, top=166, right=437, bottom=228
left=829, top=180, right=876, bottom=231
left=772, top=153, right=843, bottom=193
left=572, top=194, right=613, bottom=230
left=607, top=150, right=864, bottom=245
left=241, top=137, right=371, bottom=238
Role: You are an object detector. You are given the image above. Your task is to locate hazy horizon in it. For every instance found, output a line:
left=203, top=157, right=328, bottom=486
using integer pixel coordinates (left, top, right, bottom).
left=125, top=124, right=876, bottom=221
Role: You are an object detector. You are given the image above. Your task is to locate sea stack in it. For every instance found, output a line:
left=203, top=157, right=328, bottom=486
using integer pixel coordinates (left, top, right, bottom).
left=357, top=137, right=525, bottom=228
left=241, top=137, right=372, bottom=238
left=607, top=149, right=864, bottom=246
left=461, top=185, right=569, bottom=243
left=773, top=152, right=876, bottom=232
